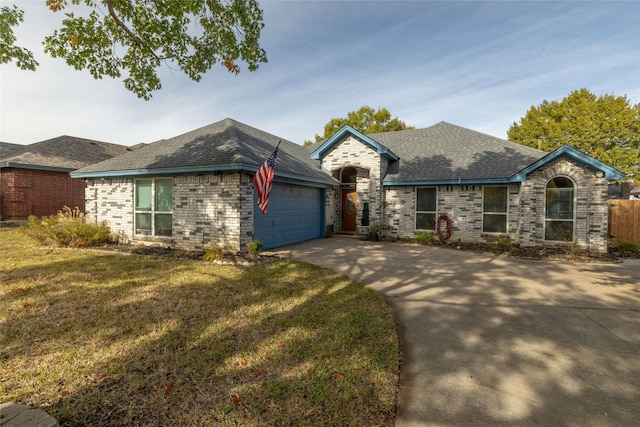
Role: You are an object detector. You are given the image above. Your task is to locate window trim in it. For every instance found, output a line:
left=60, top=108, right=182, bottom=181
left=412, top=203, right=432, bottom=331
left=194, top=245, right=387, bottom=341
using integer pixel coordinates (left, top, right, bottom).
left=415, top=186, right=437, bottom=231
left=134, top=178, right=173, bottom=237
left=482, top=185, right=509, bottom=234
left=544, top=176, right=576, bottom=242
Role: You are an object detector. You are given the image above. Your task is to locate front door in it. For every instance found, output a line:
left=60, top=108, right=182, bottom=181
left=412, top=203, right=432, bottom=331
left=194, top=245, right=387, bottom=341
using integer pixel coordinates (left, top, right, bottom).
left=342, top=189, right=357, bottom=232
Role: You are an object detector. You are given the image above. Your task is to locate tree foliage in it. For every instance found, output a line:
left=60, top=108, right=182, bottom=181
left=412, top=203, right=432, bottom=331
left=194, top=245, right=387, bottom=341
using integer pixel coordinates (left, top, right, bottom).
left=310, top=106, right=414, bottom=143
left=2, top=0, right=267, bottom=100
left=508, top=89, right=639, bottom=179
left=0, top=5, right=39, bottom=70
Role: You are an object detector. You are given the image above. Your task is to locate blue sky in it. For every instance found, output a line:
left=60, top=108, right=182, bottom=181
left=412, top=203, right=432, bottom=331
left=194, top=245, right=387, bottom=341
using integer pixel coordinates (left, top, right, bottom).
left=1, top=0, right=639, bottom=147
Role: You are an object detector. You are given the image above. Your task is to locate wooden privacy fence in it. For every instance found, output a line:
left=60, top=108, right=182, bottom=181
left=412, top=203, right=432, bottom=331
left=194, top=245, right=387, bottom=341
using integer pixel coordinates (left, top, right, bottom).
left=609, top=200, right=640, bottom=243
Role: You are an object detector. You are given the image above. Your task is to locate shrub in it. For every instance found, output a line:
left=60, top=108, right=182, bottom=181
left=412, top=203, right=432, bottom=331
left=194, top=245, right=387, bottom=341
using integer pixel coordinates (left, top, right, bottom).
left=361, top=202, right=370, bottom=226
left=490, top=236, right=514, bottom=252
left=247, top=240, right=263, bottom=258
left=23, top=206, right=113, bottom=247
left=203, top=248, right=225, bottom=261
left=612, top=240, right=640, bottom=256
left=414, top=232, right=434, bottom=245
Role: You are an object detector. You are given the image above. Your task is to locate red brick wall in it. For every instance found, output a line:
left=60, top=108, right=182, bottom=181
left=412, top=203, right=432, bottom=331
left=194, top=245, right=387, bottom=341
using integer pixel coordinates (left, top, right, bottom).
left=0, top=168, right=86, bottom=220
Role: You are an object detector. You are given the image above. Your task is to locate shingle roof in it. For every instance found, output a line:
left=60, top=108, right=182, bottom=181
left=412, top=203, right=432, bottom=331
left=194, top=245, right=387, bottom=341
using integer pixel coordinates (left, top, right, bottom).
left=0, top=142, right=25, bottom=159
left=368, top=122, right=548, bottom=183
left=73, top=118, right=336, bottom=185
left=0, top=136, right=130, bottom=171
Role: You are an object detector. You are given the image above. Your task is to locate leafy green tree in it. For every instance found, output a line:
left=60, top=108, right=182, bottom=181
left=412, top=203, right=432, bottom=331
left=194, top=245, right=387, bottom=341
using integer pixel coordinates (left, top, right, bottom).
left=1, top=0, right=267, bottom=100
left=0, top=5, right=39, bottom=71
left=310, top=106, right=413, bottom=143
left=508, top=89, right=639, bottom=179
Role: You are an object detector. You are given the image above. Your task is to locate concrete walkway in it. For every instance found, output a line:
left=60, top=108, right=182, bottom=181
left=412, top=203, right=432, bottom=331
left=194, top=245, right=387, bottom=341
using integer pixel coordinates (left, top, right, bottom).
left=0, top=403, right=57, bottom=427
left=270, top=236, right=640, bottom=426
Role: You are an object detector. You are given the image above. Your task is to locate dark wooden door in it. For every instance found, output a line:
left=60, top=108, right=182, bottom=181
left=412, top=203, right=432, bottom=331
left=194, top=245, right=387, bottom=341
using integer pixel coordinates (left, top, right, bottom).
left=341, top=189, right=357, bottom=232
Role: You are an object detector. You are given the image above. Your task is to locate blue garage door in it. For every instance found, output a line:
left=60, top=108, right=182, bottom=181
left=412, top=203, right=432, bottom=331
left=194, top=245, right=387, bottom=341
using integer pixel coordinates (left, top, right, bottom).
left=254, top=183, right=324, bottom=249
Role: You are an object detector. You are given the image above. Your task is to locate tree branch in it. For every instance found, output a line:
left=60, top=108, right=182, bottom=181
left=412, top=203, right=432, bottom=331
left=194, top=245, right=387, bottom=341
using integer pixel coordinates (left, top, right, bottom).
left=103, top=0, right=160, bottom=61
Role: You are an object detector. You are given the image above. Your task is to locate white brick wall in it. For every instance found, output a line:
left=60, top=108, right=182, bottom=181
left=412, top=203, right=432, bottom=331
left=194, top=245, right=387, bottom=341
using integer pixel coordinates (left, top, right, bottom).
left=321, top=136, right=388, bottom=230
left=384, top=184, right=521, bottom=243
left=85, top=178, right=134, bottom=241
left=519, top=158, right=609, bottom=252
left=173, top=173, right=249, bottom=253
left=86, top=173, right=254, bottom=253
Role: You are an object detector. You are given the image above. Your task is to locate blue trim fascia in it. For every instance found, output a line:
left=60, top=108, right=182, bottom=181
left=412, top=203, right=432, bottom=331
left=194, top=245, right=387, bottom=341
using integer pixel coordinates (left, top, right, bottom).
left=1, top=162, right=74, bottom=173
left=71, top=162, right=338, bottom=187
left=310, top=125, right=399, bottom=161
left=383, top=177, right=519, bottom=187
left=70, top=163, right=249, bottom=178
left=515, top=145, right=625, bottom=181
left=273, top=171, right=337, bottom=187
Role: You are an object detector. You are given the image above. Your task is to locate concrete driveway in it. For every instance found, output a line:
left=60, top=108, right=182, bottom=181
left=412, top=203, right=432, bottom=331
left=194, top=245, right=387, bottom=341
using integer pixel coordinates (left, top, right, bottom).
left=270, top=237, right=640, bottom=426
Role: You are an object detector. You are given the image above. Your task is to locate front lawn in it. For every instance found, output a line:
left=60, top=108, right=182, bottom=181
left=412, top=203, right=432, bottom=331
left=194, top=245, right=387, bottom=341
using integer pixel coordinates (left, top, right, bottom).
left=0, top=229, right=399, bottom=426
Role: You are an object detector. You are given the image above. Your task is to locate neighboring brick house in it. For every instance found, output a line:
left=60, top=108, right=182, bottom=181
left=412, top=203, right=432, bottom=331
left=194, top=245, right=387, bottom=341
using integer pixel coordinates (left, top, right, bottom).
left=0, top=136, right=130, bottom=221
left=72, top=118, right=624, bottom=253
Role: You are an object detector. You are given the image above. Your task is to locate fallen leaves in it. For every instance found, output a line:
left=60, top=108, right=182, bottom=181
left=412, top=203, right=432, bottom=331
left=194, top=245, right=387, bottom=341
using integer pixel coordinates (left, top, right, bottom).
left=163, top=381, right=175, bottom=396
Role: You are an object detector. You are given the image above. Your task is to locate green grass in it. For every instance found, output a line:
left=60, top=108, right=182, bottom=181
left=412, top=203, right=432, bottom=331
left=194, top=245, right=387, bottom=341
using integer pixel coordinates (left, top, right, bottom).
left=0, top=229, right=399, bottom=426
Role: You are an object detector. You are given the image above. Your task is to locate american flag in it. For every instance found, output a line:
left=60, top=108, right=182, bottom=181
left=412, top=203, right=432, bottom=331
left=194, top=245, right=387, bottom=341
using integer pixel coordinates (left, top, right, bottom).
left=253, top=142, right=280, bottom=215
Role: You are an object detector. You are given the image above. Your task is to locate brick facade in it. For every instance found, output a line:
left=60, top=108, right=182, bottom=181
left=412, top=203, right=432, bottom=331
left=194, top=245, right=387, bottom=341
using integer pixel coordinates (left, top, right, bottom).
left=519, top=158, right=609, bottom=252
left=85, top=177, right=135, bottom=239
left=320, top=135, right=388, bottom=230
left=0, top=168, right=85, bottom=220
left=384, top=184, right=523, bottom=243
left=321, top=137, right=611, bottom=252
left=173, top=173, right=253, bottom=253
left=85, top=172, right=254, bottom=253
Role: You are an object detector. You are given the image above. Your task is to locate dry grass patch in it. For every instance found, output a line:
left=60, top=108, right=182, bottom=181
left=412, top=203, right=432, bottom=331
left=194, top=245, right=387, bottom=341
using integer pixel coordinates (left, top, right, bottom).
left=0, top=229, right=399, bottom=426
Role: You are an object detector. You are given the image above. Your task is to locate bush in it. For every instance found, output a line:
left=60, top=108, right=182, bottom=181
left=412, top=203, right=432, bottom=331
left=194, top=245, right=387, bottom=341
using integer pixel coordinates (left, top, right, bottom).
left=612, top=240, right=640, bottom=256
left=414, top=232, right=434, bottom=245
left=361, top=202, right=370, bottom=226
left=23, top=206, right=113, bottom=247
left=247, top=240, right=263, bottom=257
left=203, top=248, right=225, bottom=261
left=490, top=236, right=514, bottom=252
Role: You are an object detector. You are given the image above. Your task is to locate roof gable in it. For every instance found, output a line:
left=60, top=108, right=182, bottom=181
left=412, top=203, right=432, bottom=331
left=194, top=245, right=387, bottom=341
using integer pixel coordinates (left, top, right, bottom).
left=310, top=125, right=399, bottom=161
left=0, top=136, right=130, bottom=171
left=72, top=118, right=336, bottom=185
left=514, top=145, right=625, bottom=181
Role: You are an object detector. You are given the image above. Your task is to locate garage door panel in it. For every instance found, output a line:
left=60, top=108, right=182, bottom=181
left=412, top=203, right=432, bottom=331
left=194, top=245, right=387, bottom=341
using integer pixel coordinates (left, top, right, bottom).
left=253, top=183, right=323, bottom=249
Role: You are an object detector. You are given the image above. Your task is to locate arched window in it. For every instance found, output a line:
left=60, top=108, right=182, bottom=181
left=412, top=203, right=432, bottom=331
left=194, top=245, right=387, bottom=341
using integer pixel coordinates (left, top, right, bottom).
left=341, top=167, right=357, bottom=184
left=545, top=177, right=574, bottom=241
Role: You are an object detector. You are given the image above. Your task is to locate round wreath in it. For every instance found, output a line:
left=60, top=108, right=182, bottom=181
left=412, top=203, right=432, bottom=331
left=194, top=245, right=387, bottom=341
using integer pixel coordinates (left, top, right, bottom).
left=436, top=214, right=452, bottom=241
